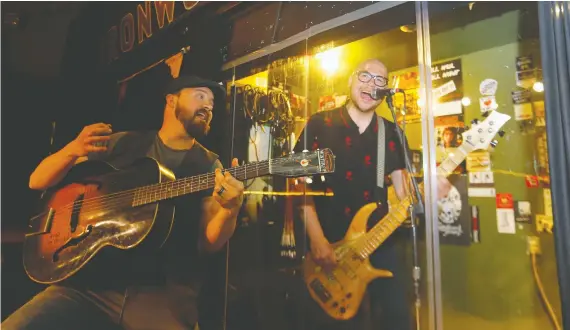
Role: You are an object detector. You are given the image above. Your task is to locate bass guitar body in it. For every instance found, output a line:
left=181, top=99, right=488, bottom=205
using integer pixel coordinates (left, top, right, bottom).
left=303, top=202, right=394, bottom=321
left=23, top=157, right=176, bottom=284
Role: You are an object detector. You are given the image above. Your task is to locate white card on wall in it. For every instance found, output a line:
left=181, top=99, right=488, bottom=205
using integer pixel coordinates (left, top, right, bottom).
left=479, top=95, right=497, bottom=113
left=468, top=187, right=496, bottom=197
left=497, top=209, right=516, bottom=234
left=469, top=172, right=482, bottom=184
left=481, top=171, right=494, bottom=184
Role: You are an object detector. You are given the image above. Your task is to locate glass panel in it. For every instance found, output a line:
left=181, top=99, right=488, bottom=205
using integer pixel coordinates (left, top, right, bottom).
left=224, top=3, right=470, bottom=330
left=294, top=3, right=430, bottom=330
left=424, top=2, right=563, bottom=329
left=223, top=45, right=310, bottom=329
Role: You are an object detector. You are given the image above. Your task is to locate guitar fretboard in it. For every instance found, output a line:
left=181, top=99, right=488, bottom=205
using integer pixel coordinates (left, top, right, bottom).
left=132, top=162, right=270, bottom=206
left=356, top=142, right=474, bottom=258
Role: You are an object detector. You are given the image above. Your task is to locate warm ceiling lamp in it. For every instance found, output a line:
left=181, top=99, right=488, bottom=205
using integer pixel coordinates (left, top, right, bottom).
left=400, top=24, right=416, bottom=33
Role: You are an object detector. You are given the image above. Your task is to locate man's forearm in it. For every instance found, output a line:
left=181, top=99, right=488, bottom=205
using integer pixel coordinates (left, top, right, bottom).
left=29, top=142, right=82, bottom=190
left=299, top=200, right=327, bottom=242
left=202, top=207, right=238, bottom=252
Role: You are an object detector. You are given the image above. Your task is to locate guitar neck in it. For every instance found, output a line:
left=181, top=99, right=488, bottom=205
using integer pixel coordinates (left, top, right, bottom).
left=357, top=143, right=473, bottom=258
left=132, top=161, right=271, bottom=206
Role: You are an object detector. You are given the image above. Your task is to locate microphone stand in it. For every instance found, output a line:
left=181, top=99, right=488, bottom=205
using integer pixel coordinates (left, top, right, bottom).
left=385, top=92, right=424, bottom=330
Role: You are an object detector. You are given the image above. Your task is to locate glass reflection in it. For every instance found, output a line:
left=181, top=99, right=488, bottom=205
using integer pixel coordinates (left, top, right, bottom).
left=425, top=2, right=563, bottom=330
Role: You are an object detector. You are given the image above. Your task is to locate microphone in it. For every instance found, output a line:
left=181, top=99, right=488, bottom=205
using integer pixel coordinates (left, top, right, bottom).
left=370, top=88, right=404, bottom=100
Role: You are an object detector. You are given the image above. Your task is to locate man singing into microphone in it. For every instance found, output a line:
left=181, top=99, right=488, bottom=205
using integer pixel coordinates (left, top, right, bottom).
left=293, top=58, right=451, bottom=330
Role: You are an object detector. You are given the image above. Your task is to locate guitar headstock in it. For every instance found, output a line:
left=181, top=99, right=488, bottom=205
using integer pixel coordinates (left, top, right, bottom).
left=270, top=148, right=335, bottom=177
left=461, top=110, right=511, bottom=152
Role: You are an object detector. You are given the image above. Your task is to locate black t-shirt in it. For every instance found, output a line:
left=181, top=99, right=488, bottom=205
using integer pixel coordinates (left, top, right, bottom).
left=86, top=132, right=222, bottom=285
left=81, top=132, right=222, bottom=327
left=294, top=106, right=407, bottom=249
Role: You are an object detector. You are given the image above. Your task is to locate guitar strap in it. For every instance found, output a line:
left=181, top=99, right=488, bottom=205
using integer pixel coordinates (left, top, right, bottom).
left=376, top=116, right=386, bottom=189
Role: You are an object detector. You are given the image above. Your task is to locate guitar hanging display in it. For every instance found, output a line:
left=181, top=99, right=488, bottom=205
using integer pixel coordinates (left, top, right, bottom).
left=24, top=149, right=335, bottom=285
left=302, top=110, right=511, bottom=320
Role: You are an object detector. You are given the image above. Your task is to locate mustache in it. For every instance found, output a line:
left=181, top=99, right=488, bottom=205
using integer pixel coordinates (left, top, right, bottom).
left=195, top=108, right=211, bottom=120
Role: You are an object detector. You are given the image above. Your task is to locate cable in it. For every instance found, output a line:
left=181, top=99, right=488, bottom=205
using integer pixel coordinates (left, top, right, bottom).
left=530, top=252, right=562, bottom=330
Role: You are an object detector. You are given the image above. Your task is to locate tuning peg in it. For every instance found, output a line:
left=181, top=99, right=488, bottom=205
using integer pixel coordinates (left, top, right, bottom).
left=498, top=130, right=506, bottom=137
left=471, top=119, right=479, bottom=125
left=490, top=140, right=499, bottom=148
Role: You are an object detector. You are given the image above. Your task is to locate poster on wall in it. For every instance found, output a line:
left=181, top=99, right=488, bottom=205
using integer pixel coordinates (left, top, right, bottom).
left=431, top=59, right=463, bottom=117
left=389, top=58, right=464, bottom=124
left=434, top=115, right=467, bottom=174
left=515, top=201, right=532, bottom=223
left=438, top=174, right=471, bottom=246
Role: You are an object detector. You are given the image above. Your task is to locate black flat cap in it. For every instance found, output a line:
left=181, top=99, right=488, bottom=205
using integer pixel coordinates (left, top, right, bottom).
left=163, top=75, right=226, bottom=106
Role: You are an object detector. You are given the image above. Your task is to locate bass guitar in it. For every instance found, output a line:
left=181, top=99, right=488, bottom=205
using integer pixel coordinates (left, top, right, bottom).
left=303, top=110, right=511, bottom=320
left=24, top=148, right=335, bottom=284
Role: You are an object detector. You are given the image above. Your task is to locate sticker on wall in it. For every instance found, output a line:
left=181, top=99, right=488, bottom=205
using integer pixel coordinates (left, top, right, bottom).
left=525, top=175, right=540, bottom=188
left=433, top=80, right=457, bottom=100
left=471, top=206, right=480, bottom=243
left=438, top=175, right=472, bottom=246
left=497, top=209, right=516, bottom=234
left=511, top=89, right=532, bottom=104
left=515, top=201, right=532, bottom=223
left=479, top=95, right=497, bottom=113
left=534, top=101, right=546, bottom=127
left=469, top=172, right=482, bottom=184
left=468, top=187, right=496, bottom=197
left=536, top=214, right=554, bottom=234
left=543, top=189, right=553, bottom=216
left=469, top=171, right=494, bottom=186
left=496, top=193, right=514, bottom=209
left=516, top=55, right=534, bottom=71
left=516, top=55, right=536, bottom=89
left=466, top=151, right=491, bottom=172
left=514, top=103, right=534, bottom=121
left=479, top=79, right=498, bottom=96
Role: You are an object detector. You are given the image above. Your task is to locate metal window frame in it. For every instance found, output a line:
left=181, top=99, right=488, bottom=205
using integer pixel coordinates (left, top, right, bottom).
left=221, top=1, right=406, bottom=71
left=415, top=2, right=443, bottom=330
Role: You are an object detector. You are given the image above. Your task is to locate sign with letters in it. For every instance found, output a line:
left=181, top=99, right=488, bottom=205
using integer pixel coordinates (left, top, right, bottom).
left=104, top=1, right=201, bottom=64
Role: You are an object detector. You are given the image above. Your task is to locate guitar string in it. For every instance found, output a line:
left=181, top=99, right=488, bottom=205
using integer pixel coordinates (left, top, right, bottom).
left=29, top=162, right=273, bottom=219
left=50, top=157, right=291, bottom=211
left=62, top=164, right=321, bottom=216
left=35, top=158, right=323, bottom=218
left=352, top=155, right=458, bottom=257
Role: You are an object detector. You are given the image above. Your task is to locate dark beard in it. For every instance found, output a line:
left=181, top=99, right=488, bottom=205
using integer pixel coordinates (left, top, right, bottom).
left=176, top=107, right=211, bottom=139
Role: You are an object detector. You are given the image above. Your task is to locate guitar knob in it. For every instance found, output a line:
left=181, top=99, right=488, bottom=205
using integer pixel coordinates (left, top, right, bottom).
left=490, top=140, right=498, bottom=148
left=471, top=119, right=479, bottom=125
left=482, top=111, right=490, bottom=117
left=498, top=130, right=506, bottom=137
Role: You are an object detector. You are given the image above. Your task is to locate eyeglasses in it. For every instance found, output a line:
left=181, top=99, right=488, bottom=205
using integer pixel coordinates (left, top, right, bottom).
left=355, top=71, right=388, bottom=87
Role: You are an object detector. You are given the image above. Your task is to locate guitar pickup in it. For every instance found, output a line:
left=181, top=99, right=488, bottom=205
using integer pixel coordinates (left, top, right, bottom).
left=309, top=278, right=332, bottom=303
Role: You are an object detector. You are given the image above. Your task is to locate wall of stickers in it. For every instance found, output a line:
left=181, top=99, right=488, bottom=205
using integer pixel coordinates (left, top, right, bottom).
left=379, top=11, right=560, bottom=323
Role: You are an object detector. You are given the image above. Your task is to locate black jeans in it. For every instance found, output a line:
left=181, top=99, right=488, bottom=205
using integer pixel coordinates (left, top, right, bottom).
left=2, top=285, right=198, bottom=330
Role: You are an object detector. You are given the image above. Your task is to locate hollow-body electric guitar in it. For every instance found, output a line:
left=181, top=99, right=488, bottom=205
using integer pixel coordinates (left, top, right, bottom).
left=303, top=111, right=511, bottom=320
left=24, top=149, right=335, bottom=284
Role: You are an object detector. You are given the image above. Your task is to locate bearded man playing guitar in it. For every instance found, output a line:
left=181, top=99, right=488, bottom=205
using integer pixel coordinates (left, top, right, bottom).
left=293, top=59, right=451, bottom=330
left=3, top=76, right=245, bottom=330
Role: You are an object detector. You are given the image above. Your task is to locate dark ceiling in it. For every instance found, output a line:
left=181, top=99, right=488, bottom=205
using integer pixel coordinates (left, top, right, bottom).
left=2, top=1, right=86, bottom=78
